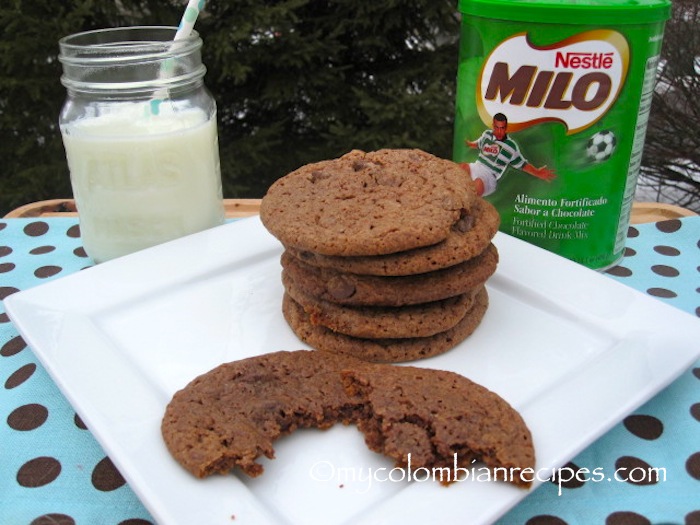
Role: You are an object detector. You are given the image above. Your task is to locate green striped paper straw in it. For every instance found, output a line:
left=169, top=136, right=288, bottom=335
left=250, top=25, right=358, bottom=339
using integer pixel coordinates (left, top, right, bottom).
left=150, top=0, right=206, bottom=115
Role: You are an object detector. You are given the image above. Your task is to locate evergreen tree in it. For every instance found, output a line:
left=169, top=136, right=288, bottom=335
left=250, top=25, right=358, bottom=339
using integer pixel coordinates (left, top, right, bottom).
left=2, top=1, right=698, bottom=215
left=0, top=0, right=460, bottom=214
left=640, top=0, right=700, bottom=211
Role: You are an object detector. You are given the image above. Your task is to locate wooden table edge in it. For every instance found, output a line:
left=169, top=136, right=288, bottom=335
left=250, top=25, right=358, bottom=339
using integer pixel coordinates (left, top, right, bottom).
left=3, top=198, right=697, bottom=224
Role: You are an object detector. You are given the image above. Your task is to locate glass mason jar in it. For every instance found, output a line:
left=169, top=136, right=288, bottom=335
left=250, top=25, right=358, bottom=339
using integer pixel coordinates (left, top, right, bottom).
left=58, top=26, right=225, bottom=263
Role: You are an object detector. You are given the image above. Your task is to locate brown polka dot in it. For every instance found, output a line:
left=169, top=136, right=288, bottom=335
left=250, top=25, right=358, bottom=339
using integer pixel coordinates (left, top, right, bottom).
left=687, top=452, right=700, bottom=481
left=74, top=246, right=88, bottom=258
left=74, top=413, right=87, bottom=430
left=5, top=363, right=37, bottom=389
left=694, top=368, right=700, bottom=380
left=31, top=514, right=76, bottom=525
left=0, top=246, right=12, bottom=257
left=7, top=403, right=49, bottom=431
left=118, top=520, right=154, bottom=525
left=653, top=245, right=680, bottom=256
left=0, top=286, right=19, bottom=300
left=0, top=313, right=8, bottom=324
left=627, top=226, right=640, bottom=238
left=0, top=222, right=6, bottom=231
left=605, top=511, right=651, bottom=525
left=92, top=456, right=126, bottom=491
left=606, top=266, right=632, bottom=277
left=0, top=262, right=15, bottom=273
left=656, top=219, right=682, bottom=233
left=549, top=461, right=586, bottom=489
left=30, top=246, right=56, bottom=255
left=623, top=247, right=637, bottom=257
left=17, top=456, right=61, bottom=487
left=67, top=224, right=81, bottom=238
left=526, top=516, right=568, bottom=525
left=686, top=510, right=700, bottom=525
left=24, top=221, right=49, bottom=237
left=647, top=287, right=677, bottom=298
left=34, top=266, right=62, bottom=278
left=623, top=414, right=663, bottom=440
left=691, top=403, right=700, bottom=422
left=651, top=264, right=680, bottom=277
left=614, top=456, right=659, bottom=485
left=1, top=335, right=27, bottom=357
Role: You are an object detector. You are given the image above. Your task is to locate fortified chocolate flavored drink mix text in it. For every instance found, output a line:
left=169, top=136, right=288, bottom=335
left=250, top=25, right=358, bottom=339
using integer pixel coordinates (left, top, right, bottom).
left=453, top=0, right=671, bottom=269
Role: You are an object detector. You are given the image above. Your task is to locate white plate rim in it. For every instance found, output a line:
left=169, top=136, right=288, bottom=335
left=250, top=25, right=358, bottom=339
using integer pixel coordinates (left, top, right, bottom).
left=5, top=216, right=700, bottom=525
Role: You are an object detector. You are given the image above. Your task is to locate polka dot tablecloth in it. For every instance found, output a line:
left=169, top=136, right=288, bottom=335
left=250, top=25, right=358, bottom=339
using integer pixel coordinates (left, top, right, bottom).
left=1, top=217, right=698, bottom=525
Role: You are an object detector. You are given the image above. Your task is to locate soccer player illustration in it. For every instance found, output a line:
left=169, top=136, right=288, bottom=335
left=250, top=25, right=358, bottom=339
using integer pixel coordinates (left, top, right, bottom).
left=461, top=113, right=556, bottom=196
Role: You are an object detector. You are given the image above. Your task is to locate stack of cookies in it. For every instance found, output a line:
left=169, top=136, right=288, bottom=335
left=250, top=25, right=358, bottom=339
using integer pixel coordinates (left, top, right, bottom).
left=260, top=149, right=500, bottom=363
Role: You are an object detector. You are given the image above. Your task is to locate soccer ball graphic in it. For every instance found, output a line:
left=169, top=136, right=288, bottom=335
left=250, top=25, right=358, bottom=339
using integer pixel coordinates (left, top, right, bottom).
left=586, top=130, right=617, bottom=162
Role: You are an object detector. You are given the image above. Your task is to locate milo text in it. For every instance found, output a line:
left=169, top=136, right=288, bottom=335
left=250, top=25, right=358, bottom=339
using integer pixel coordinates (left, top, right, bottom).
left=477, top=30, right=629, bottom=134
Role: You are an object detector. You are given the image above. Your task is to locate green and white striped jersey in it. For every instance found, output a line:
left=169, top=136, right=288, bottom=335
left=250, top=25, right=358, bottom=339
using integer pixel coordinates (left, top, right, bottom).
left=475, top=130, right=528, bottom=179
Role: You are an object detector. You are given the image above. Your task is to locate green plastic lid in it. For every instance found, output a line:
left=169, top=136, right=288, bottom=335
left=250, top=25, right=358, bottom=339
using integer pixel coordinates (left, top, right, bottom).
left=459, top=0, right=671, bottom=25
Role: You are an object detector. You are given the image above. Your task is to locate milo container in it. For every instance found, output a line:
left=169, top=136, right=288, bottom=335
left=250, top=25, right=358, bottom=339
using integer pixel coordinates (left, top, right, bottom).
left=453, top=0, right=671, bottom=269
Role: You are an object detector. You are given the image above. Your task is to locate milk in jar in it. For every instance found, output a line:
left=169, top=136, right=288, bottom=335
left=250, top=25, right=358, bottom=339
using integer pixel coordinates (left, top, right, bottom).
left=58, top=26, right=224, bottom=263
left=61, top=104, right=223, bottom=263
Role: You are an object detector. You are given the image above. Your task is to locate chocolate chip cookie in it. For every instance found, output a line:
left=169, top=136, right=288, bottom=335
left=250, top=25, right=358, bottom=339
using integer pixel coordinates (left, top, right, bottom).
left=282, top=287, right=489, bottom=363
left=161, top=349, right=534, bottom=487
left=286, top=198, right=500, bottom=276
left=260, top=149, right=477, bottom=257
left=281, top=243, right=498, bottom=306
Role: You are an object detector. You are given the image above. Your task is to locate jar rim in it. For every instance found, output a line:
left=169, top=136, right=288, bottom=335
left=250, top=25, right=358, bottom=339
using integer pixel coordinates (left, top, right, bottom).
left=58, top=26, right=201, bottom=66
left=58, top=26, right=206, bottom=94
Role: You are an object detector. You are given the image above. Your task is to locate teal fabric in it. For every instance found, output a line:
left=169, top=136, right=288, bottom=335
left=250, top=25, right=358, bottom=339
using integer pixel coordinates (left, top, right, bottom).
left=1, top=217, right=698, bottom=525
left=0, top=219, right=152, bottom=525
left=500, top=217, right=700, bottom=525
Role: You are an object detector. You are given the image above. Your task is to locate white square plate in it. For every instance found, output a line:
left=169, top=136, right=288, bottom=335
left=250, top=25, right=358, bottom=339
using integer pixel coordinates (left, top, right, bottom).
left=5, top=216, right=700, bottom=524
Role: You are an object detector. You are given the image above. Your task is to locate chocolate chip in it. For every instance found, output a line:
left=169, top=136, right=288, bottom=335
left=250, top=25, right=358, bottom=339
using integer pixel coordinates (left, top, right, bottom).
left=327, top=276, right=356, bottom=299
left=309, top=170, right=331, bottom=183
left=453, top=210, right=474, bottom=233
left=352, top=160, right=368, bottom=171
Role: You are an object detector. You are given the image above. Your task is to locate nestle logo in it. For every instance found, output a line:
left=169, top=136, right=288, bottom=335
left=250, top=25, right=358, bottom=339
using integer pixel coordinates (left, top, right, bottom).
left=555, top=52, right=614, bottom=69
